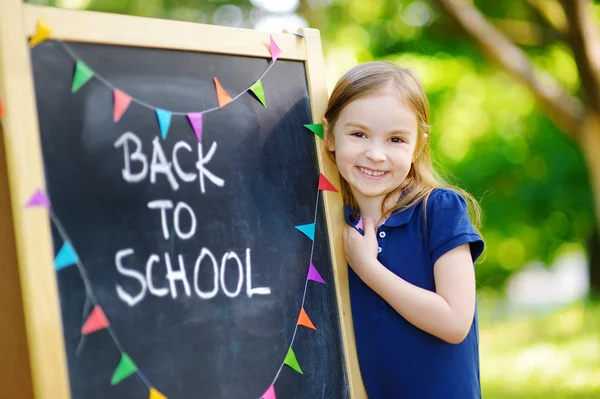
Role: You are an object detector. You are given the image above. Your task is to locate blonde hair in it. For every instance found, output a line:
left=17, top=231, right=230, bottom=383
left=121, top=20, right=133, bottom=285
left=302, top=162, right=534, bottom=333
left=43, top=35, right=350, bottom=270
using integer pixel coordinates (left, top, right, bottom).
left=324, top=61, right=482, bottom=230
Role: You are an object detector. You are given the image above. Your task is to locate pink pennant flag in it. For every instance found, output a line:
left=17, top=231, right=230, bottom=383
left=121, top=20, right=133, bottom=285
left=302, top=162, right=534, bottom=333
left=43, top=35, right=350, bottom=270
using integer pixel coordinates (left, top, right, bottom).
left=113, top=89, right=132, bottom=122
left=81, top=305, right=110, bottom=335
left=307, top=263, right=326, bottom=284
left=356, top=217, right=364, bottom=231
left=270, top=35, right=281, bottom=61
left=262, top=385, right=276, bottom=399
left=187, top=112, right=203, bottom=142
left=24, top=189, right=50, bottom=208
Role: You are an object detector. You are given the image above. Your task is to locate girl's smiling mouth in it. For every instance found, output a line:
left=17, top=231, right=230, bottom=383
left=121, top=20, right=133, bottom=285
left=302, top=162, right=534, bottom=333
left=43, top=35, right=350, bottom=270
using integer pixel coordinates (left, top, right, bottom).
left=357, top=166, right=388, bottom=178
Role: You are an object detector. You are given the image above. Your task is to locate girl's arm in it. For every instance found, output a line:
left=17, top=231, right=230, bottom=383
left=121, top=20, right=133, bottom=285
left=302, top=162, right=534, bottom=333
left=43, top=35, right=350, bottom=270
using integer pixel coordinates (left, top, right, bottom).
left=345, top=218, right=476, bottom=344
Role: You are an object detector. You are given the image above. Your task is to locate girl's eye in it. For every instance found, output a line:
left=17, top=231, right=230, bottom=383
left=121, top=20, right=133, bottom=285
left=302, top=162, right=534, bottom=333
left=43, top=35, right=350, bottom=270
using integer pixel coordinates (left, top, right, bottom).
left=351, top=131, right=366, bottom=138
left=390, top=137, right=404, bottom=143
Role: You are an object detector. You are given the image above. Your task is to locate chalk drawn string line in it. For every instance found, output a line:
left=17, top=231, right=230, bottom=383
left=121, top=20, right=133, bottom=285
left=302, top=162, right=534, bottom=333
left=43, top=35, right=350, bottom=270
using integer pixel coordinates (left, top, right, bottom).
left=48, top=189, right=323, bottom=398
left=49, top=210, right=156, bottom=391
left=269, top=189, right=320, bottom=387
left=58, top=41, right=276, bottom=117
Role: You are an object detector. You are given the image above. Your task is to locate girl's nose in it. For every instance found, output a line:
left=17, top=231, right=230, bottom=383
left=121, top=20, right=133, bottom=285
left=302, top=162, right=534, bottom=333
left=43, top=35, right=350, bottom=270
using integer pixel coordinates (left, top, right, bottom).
left=365, top=147, right=386, bottom=162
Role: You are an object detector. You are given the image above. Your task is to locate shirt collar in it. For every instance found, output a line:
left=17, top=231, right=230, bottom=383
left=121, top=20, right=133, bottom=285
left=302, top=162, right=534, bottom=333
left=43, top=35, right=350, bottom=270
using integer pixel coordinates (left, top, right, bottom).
left=343, top=203, right=418, bottom=228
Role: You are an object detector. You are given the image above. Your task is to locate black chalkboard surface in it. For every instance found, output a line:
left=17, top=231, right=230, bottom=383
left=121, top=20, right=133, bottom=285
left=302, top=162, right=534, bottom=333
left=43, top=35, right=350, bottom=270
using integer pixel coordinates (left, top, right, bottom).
left=30, top=40, right=349, bottom=399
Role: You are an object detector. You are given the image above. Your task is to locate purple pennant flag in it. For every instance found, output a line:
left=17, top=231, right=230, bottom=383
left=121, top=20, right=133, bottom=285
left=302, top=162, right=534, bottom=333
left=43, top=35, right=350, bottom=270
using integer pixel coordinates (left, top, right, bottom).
left=307, top=262, right=326, bottom=284
left=187, top=112, right=203, bottom=142
left=24, top=189, right=50, bottom=208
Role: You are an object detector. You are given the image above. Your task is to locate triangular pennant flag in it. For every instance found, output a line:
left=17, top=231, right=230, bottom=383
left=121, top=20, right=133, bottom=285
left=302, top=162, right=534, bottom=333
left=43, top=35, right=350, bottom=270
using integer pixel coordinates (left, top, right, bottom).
left=0, top=97, right=4, bottom=117
left=283, top=348, right=303, bottom=374
left=111, top=353, right=137, bottom=385
left=29, top=19, right=52, bottom=47
left=307, top=263, right=326, bottom=284
left=55, top=242, right=78, bottom=270
left=113, top=89, right=132, bottom=122
left=298, top=308, right=317, bottom=330
left=270, top=35, right=282, bottom=61
left=295, top=223, right=315, bottom=241
left=356, top=217, right=364, bottom=231
left=149, top=388, right=167, bottom=399
left=304, top=123, right=324, bottom=140
left=24, top=189, right=50, bottom=208
left=249, top=80, right=266, bottom=107
left=213, top=77, right=232, bottom=107
left=187, top=112, right=203, bottom=142
left=81, top=305, right=110, bottom=335
left=72, top=61, right=94, bottom=93
left=262, top=385, right=276, bottom=399
left=318, top=173, right=339, bottom=192
left=156, top=109, right=172, bottom=140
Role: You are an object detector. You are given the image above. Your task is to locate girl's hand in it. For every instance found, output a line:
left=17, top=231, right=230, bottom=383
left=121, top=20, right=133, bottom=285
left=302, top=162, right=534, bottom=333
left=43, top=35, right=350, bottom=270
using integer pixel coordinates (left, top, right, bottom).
left=343, top=218, right=380, bottom=278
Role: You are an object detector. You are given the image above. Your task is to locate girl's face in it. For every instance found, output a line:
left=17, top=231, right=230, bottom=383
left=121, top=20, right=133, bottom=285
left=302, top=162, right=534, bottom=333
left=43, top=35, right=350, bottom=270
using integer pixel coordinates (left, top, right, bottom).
left=326, top=86, right=419, bottom=206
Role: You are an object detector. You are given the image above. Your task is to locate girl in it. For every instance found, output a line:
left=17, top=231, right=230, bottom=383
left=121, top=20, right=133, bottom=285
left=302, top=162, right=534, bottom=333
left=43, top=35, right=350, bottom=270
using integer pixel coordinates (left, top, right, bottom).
left=324, top=61, right=485, bottom=398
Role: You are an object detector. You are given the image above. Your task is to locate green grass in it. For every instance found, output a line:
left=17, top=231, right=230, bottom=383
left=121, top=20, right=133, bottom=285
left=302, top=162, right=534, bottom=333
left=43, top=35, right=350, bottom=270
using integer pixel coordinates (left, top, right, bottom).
left=480, top=300, right=600, bottom=398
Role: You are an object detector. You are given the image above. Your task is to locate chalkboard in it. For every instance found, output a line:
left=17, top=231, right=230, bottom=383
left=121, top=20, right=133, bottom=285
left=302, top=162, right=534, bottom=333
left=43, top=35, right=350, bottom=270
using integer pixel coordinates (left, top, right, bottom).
left=29, top=39, right=349, bottom=399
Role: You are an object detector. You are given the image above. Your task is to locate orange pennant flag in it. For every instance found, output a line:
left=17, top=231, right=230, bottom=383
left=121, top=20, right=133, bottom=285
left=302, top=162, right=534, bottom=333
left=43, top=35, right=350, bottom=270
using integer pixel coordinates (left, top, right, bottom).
left=113, top=89, right=132, bottom=122
left=297, top=308, right=316, bottom=330
left=213, top=77, right=232, bottom=107
left=149, top=387, right=167, bottom=399
left=81, top=305, right=110, bottom=335
left=0, top=97, right=4, bottom=118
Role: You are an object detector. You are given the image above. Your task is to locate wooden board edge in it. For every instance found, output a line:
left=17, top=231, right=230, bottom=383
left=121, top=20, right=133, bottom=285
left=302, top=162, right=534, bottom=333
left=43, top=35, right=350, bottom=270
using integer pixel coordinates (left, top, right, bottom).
left=0, top=123, right=35, bottom=398
left=0, top=0, right=71, bottom=398
left=23, top=4, right=308, bottom=61
left=299, top=27, right=367, bottom=399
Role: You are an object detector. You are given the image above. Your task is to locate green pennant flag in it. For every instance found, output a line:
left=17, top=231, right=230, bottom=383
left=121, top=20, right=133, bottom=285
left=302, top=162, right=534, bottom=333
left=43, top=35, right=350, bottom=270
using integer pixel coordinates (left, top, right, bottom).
left=72, top=60, right=94, bottom=93
left=303, top=123, right=324, bottom=140
left=110, top=353, right=137, bottom=385
left=249, top=80, right=266, bottom=107
left=283, top=348, right=303, bottom=374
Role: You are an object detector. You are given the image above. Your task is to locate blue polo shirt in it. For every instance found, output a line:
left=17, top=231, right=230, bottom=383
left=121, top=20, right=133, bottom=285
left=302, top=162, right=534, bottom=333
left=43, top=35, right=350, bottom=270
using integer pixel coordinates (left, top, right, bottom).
left=345, top=188, right=485, bottom=399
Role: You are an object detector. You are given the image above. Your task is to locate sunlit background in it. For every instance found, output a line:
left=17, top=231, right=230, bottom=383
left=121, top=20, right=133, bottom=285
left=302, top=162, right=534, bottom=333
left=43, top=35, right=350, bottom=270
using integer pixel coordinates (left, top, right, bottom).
left=25, top=0, right=600, bottom=397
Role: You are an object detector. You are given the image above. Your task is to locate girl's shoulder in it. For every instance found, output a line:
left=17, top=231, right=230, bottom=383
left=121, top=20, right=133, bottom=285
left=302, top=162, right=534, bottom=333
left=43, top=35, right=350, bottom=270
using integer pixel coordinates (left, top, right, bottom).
left=425, top=187, right=469, bottom=213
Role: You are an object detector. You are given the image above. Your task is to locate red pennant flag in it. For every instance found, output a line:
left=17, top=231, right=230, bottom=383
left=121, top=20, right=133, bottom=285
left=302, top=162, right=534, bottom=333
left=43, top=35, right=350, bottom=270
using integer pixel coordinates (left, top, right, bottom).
left=297, top=308, right=317, bottom=330
left=0, top=97, right=4, bottom=117
left=82, top=305, right=110, bottom=335
left=318, top=173, right=339, bottom=192
left=113, top=89, right=132, bottom=122
left=213, top=78, right=232, bottom=107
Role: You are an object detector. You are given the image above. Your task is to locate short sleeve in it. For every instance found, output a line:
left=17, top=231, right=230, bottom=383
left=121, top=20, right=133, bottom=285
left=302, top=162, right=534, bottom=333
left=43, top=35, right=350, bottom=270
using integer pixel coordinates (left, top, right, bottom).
left=427, top=189, right=484, bottom=266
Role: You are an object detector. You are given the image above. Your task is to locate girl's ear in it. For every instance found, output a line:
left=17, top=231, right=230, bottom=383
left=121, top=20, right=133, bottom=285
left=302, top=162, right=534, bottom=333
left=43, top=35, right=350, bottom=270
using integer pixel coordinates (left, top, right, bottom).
left=323, top=117, right=335, bottom=152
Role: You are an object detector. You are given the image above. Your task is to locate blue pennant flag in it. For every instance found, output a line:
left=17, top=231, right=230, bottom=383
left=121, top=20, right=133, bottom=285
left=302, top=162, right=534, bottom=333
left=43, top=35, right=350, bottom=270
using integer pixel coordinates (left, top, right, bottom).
left=295, top=223, right=315, bottom=241
left=55, top=241, right=78, bottom=270
left=155, top=109, right=172, bottom=140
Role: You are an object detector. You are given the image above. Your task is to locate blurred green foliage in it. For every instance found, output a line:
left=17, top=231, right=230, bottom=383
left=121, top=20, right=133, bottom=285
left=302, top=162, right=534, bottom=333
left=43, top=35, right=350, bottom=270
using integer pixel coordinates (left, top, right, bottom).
left=29, top=0, right=595, bottom=290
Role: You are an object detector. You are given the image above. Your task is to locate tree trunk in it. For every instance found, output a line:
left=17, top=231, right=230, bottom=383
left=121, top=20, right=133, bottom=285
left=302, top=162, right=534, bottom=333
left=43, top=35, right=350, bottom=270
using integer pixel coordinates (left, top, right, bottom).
left=580, top=114, right=600, bottom=294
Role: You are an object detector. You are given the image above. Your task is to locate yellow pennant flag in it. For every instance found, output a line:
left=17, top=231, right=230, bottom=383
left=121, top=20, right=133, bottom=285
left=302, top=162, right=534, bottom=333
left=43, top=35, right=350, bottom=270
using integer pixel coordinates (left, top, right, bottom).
left=29, top=19, right=52, bottom=47
left=149, top=387, right=167, bottom=399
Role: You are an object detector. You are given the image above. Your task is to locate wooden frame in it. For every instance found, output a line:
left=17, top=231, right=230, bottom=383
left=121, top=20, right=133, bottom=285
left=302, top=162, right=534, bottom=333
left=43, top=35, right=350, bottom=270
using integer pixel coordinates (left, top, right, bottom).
left=0, top=2, right=366, bottom=398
